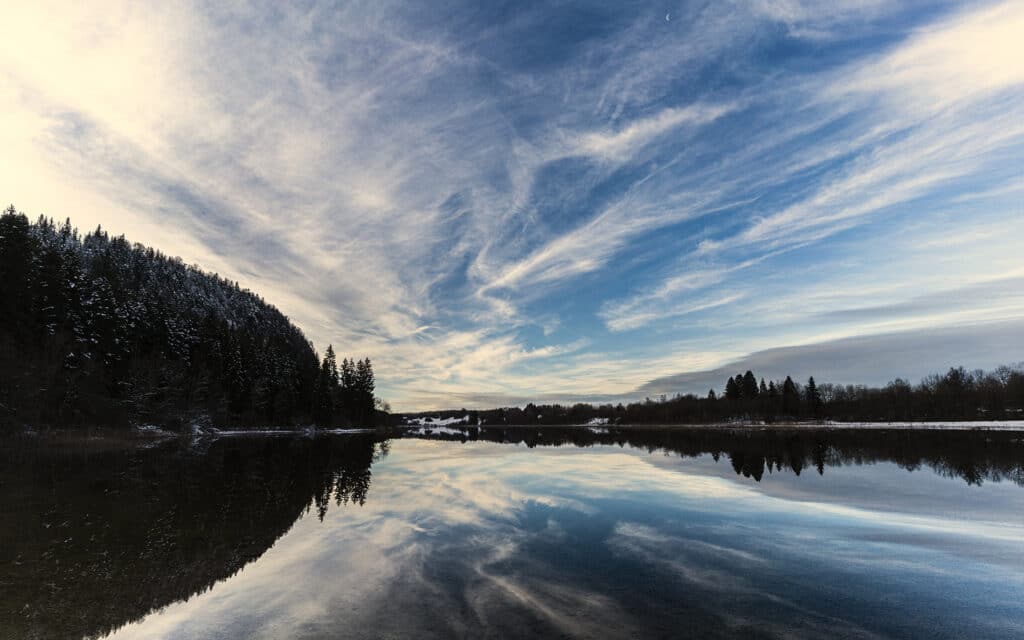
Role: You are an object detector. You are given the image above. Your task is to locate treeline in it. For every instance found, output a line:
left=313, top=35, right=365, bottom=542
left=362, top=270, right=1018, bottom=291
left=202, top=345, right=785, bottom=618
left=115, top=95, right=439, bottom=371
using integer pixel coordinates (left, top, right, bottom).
left=712, top=365, right=1024, bottom=423
left=0, top=206, right=380, bottom=429
left=403, top=364, right=1024, bottom=426
left=312, top=347, right=379, bottom=427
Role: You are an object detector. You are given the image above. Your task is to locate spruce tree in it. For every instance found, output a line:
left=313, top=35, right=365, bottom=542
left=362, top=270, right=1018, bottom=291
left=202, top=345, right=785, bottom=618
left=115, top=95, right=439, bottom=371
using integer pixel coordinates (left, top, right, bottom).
left=315, top=352, right=335, bottom=426
left=782, top=376, right=799, bottom=417
left=741, top=370, right=759, bottom=399
left=766, top=380, right=779, bottom=423
left=353, top=358, right=376, bottom=425
left=340, top=357, right=355, bottom=421
left=324, top=345, right=339, bottom=387
left=806, top=376, right=822, bottom=420
left=725, top=376, right=740, bottom=401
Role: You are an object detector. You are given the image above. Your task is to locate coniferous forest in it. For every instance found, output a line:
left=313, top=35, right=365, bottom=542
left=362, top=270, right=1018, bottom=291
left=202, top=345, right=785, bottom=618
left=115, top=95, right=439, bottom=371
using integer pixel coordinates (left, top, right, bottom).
left=0, top=206, right=377, bottom=430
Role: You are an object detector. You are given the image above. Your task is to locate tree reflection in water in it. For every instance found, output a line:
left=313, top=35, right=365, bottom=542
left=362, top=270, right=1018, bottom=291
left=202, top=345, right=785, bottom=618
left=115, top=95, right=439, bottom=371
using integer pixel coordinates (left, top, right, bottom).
left=404, top=426, right=1024, bottom=486
left=1, top=427, right=1022, bottom=640
left=0, top=435, right=379, bottom=640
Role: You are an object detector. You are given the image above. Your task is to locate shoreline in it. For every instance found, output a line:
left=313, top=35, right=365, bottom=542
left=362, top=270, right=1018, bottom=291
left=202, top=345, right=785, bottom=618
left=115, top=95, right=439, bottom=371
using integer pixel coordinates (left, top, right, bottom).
left=6, top=420, right=1024, bottom=446
left=405, top=420, right=1024, bottom=433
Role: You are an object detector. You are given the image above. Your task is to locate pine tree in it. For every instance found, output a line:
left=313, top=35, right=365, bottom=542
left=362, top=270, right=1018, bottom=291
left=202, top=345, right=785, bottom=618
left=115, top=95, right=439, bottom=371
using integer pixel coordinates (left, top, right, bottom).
left=324, top=345, right=339, bottom=387
left=353, top=358, right=376, bottom=425
left=315, top=350, right=339, bottom=426
left=340, top=357, right=355, bottom=422
left=766, top=380, right=779, bottom=423
left=725, top=376, right=740, bottom=401
left=806, top=376, right=822, bottom=420
left=782, top=376, right=799, bottom=417
left=0, top=208, right=37, bottom=340
left=741, top=370, right=759, bottom=399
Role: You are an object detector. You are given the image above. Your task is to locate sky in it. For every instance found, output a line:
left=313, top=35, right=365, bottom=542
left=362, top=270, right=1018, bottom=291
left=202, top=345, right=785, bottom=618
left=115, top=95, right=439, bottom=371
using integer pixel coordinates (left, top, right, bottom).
left=2, top=1, right=1023, bottom=411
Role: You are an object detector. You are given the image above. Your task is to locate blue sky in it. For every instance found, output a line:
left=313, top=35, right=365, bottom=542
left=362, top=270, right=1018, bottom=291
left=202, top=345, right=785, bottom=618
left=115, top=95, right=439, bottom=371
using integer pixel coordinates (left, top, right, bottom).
left=2, top=1, right=1023, bottom=410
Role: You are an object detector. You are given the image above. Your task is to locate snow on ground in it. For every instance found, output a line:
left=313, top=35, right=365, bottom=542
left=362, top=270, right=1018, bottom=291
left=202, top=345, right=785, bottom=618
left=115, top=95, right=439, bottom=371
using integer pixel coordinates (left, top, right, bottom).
left=135, top=424, right=175, bottom=436
left=404, top=415, right=473, bottom=427
left=208, top=428, right=308, bottom=437
left=823, top=420, right=1024, bottom=430
left=196, top=427, right=373, bottom=438
left=586, top=417, right=609, bottom=426
left=404, top=426, right=470, bottom=436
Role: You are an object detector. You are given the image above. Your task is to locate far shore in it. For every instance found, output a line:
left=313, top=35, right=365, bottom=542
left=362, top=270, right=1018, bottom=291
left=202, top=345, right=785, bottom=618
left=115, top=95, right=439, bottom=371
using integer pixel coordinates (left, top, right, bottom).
left=404, top=420, right=1024, bottom=432
left=6, top=420, right=1024, bottom=446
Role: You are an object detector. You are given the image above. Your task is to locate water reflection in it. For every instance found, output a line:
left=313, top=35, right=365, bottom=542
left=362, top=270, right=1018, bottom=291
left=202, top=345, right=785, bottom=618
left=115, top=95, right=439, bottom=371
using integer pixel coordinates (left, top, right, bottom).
left=406, top=425, right=1024, bottom=486
left=0, top=435, right=379, bottom=640
left=2, top=429, right=1023, bottom=639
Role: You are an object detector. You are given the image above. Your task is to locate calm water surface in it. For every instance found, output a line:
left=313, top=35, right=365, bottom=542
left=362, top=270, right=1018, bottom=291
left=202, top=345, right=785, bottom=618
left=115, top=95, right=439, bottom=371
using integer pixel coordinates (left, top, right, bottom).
left=2, top=428, right=1023, bottom=639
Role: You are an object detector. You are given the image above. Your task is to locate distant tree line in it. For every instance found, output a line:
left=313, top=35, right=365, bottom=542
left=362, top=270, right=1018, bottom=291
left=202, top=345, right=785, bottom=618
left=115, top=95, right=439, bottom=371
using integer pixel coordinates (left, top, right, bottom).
left=400, top=364, right=1024, bottom=427
left=0, top=206, right=381, bottom=429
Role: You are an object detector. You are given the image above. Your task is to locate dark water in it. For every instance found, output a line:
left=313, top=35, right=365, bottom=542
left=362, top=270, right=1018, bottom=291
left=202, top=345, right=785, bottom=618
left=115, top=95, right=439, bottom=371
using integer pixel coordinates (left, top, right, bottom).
left=2, top=428, right=1024, bottom=640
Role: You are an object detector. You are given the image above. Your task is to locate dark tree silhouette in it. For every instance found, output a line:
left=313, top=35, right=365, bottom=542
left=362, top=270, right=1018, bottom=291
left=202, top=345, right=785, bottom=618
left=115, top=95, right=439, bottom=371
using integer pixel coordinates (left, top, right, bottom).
left=725, top=376, right=741, bottom=401
left=0, top=206, right=381, bottom=430
left=782, top=376, right=800, bottom=417
left=805, top=376, right=822, bottom=420
left=741, top=370, right=759, bottom=399
left=405, top=362, right=1024, bottom=429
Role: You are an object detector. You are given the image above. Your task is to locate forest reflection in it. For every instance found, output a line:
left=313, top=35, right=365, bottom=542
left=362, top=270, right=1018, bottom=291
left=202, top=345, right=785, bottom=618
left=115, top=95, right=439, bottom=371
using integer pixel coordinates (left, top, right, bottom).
left=0, top=435, right=380, bottom=640
left=404, top=425, right=1024, bottom=486
left=2, top=427, right=1023, bottom=640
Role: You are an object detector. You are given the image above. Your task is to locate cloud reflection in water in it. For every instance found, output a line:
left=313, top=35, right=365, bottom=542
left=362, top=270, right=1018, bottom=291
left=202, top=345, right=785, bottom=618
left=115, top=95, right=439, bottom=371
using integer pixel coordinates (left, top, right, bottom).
left=106, top=438, right=1024, bottom=639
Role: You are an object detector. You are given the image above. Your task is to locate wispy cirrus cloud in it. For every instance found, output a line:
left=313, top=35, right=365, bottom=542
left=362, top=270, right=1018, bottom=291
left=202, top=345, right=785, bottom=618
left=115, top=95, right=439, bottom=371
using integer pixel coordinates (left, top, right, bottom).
left=573, top=102, right=739, bottom=162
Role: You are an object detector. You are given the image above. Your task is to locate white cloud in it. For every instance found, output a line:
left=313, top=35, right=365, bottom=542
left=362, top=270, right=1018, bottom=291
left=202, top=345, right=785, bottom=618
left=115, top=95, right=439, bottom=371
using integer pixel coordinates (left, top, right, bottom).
left=835, top=1, right=1024, bottom=108
left=574, top=102, right=737, bottom=161
left=602, top=0, right=1024, bottom=338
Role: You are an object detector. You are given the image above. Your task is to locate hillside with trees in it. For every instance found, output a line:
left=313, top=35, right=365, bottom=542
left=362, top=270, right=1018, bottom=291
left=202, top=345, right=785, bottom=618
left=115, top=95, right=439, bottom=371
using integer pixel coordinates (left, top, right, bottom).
left=0, top=206, right=378, bottom=430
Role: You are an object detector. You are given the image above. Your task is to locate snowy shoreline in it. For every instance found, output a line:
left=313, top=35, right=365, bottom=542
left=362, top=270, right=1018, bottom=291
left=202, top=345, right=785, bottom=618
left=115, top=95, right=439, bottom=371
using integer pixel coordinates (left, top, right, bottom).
left=13, top=420, right=1024, bottom=443
left=400, top=420, right=1024, bottom=433
left=129, top=425, right=376, bottom=440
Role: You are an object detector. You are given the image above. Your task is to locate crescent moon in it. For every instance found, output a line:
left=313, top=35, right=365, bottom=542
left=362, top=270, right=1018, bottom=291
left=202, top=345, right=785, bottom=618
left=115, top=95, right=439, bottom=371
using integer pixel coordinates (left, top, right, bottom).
left=665, top=13, right=671, bottom=22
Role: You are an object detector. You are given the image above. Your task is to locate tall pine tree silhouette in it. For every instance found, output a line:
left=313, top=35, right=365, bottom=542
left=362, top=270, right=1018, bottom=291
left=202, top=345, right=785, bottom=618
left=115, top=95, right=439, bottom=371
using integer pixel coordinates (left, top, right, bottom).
left=782, top=376, right=799, bottom=417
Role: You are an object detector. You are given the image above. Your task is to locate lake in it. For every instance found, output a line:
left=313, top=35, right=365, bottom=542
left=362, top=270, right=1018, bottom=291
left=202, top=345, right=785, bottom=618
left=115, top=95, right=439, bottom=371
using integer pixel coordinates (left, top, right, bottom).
left=2, top=427, right=1023, bottom=639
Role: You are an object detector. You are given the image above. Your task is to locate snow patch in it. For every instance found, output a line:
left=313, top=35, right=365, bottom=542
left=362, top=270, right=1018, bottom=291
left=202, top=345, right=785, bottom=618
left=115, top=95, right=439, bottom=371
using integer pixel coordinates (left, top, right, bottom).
left=197, top=426, right=374, bottom=438
left=405, top=425, right=470, bottom=436
left=404, top=415, right=473, bottom=427
left=824, top=420, right=1024, bottom=430
left=135, top=424, right=175, bottom=438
